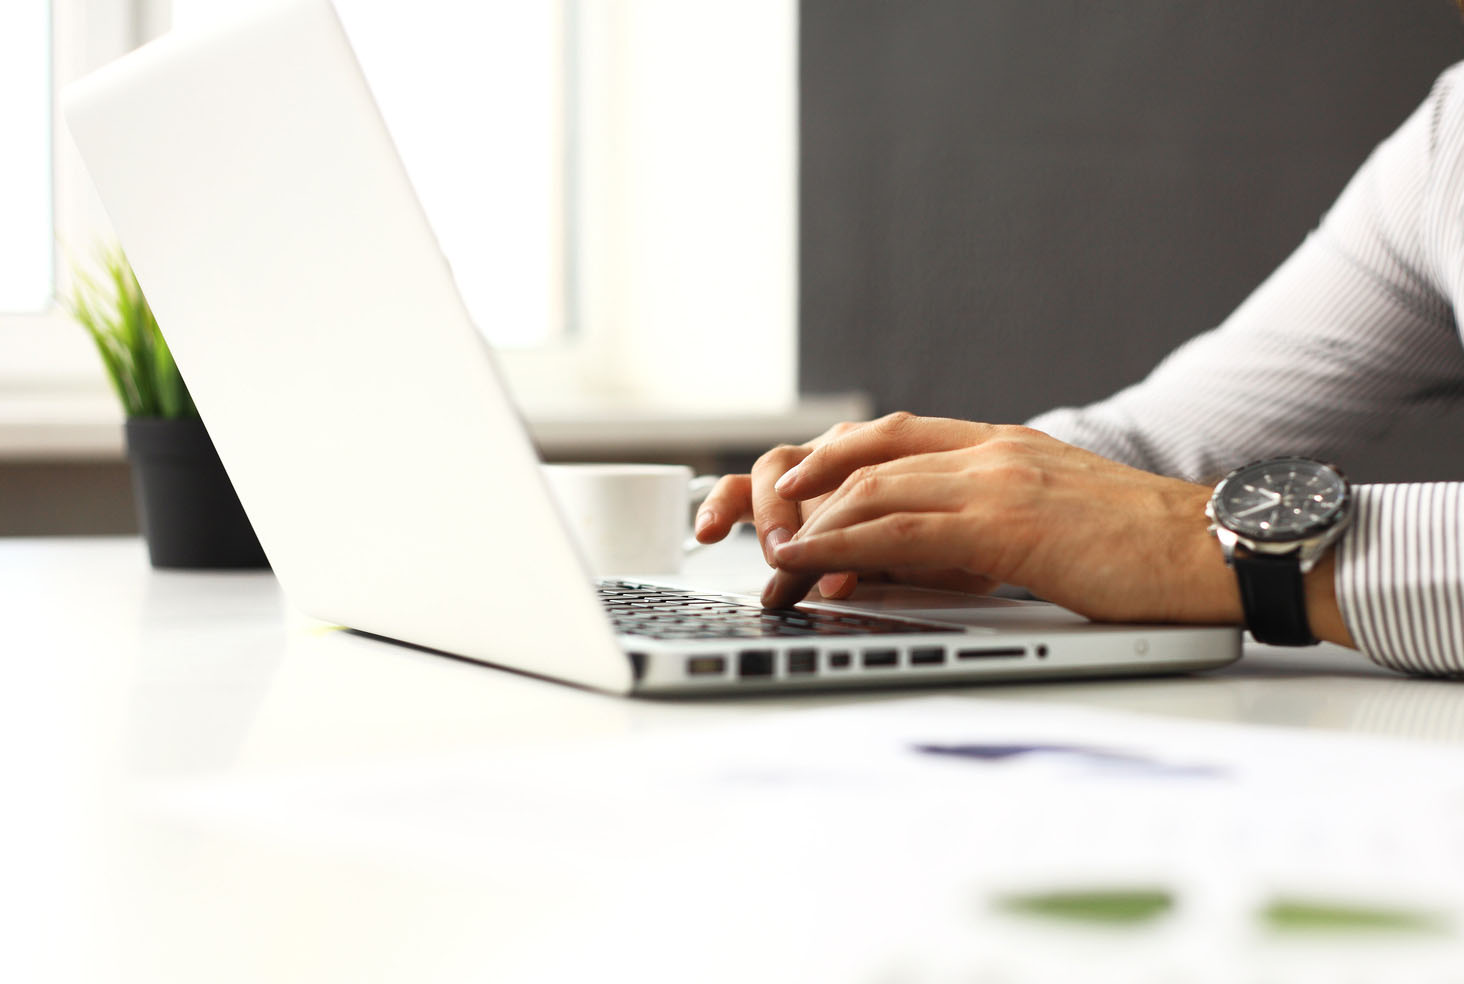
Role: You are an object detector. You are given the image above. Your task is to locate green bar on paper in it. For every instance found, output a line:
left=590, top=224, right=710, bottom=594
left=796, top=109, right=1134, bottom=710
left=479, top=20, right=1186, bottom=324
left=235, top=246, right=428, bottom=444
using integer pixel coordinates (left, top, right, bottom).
left=1262, top=898, right=1445, bottom=935
left=995, top=888, right=1175, bottom=926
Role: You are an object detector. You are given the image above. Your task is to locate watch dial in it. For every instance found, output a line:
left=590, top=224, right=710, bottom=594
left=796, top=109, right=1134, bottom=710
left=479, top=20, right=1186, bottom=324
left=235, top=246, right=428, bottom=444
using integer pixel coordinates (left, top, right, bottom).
left=1215, top=457, right=1349, bottom=542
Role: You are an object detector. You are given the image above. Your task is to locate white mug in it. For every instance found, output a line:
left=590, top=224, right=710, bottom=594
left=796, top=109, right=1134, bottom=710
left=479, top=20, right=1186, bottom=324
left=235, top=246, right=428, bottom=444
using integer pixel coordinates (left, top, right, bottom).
left=542, top=463, right=717, bottom=576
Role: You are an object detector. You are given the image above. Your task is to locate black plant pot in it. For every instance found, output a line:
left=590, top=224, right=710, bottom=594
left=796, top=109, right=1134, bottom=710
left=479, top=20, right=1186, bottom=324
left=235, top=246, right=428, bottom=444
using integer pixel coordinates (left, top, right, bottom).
left=124, top=417, right=269, bottom=569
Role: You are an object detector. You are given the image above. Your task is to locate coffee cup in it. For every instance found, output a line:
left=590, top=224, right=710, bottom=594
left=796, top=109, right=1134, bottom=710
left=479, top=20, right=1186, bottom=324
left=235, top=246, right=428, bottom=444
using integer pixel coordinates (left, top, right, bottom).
left=542, top=463, right=717, bottom=576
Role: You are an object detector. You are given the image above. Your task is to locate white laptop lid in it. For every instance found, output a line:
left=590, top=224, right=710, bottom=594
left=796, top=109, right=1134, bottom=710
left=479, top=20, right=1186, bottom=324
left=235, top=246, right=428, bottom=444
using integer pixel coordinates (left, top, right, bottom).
left=63, top=0, right=632, bottom=692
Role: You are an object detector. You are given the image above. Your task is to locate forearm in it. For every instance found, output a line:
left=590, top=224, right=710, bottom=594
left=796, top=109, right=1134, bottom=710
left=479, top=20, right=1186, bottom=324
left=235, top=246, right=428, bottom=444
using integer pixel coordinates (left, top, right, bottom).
left=1025, top=224, right=1464, bottom=482
left=1030, top=76, right=1464, bottom=481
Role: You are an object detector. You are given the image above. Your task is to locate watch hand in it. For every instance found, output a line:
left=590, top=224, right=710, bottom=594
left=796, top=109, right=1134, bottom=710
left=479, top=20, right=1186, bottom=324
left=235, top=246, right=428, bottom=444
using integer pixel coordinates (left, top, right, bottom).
left=1232, top=488, right=1281, bottom=517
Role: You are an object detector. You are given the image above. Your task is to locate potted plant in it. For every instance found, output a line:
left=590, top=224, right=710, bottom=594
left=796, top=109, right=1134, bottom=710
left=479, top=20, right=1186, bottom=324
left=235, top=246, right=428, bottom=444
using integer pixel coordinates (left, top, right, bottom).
left=69, top=248, right=268, bottom=569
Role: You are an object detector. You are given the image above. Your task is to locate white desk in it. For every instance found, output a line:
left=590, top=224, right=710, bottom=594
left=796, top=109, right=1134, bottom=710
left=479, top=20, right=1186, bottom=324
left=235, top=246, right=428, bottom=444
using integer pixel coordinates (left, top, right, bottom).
left=7, top=536, right=1464, bottom=983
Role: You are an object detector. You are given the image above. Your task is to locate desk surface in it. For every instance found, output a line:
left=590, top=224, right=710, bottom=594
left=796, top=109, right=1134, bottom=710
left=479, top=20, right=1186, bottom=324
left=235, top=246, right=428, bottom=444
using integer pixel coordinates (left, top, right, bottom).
left=7, top=536, right=1464, bottom=982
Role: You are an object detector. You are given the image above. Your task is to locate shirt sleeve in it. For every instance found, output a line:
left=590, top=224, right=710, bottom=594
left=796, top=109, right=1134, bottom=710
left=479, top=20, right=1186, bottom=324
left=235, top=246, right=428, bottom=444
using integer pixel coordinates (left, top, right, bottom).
left=1338, top=484, right=1464, bottom=677
left=1026, top=66, right=1464, bottom=675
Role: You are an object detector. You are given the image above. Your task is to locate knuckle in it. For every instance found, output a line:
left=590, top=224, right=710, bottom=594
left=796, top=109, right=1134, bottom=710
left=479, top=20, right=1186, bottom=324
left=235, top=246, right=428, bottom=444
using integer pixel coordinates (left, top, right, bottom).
left=875, top=410, right=916, bottom=435
left=709, top=473, right=746, bottom=498
left=887, top=512, right=923, bottom=539
left=755, top=443, right=804, bottom=470
left=989, top=459, right=1045, bottom=488
left=999, top=423, right=1042, bottom=439
left=756, top=518, right=792, bottom=540
left=982, top=434, right=1037, bottom=461
left=987, top=424, right=1046, bottom=451
left=847, top=464, right=880, bottom=489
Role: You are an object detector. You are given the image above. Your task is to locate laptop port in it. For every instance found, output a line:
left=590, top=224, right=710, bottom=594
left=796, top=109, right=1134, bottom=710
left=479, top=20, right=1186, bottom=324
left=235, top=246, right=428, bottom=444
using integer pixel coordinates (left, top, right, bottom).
left=862, top=648, right=898, bottom=668
left=828, top=650, right=852, bottom=669
left=786, top=648, right=817, bottom=674
left=738, top=650, right=775, bottom=677
left=956, top=647, right=1026, bottom=660
left=687, top=655, right=727, bottom=676
left=910, top=647, right=946, bottom=666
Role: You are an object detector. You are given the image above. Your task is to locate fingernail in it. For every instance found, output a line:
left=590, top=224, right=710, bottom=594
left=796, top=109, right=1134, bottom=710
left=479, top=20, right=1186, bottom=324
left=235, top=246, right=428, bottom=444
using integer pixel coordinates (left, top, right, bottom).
left=763, top=527, right=792, bottom=566
left=695, top=509, right=714, bottom=535
left=772, top=536, right=802, bottom=563
left=818, top=573, right=852, bottom=597
left=774, top=464, right=802, bottom=494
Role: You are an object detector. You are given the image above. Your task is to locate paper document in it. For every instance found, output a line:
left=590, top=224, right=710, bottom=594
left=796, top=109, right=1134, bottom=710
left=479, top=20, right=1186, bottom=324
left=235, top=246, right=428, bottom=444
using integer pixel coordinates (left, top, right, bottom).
left=152, top=698, right=1464, bottom=983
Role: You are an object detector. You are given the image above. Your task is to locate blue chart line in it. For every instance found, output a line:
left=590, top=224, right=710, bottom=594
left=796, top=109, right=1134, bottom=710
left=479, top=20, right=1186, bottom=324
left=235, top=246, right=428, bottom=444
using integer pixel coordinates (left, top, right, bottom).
left=911, top=742, right=1226, bottom=779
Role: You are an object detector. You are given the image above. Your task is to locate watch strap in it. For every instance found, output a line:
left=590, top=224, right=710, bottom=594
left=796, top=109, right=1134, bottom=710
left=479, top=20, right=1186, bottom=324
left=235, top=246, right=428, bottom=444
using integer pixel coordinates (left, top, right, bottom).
left=1232, top=549, right=1316, bottom=646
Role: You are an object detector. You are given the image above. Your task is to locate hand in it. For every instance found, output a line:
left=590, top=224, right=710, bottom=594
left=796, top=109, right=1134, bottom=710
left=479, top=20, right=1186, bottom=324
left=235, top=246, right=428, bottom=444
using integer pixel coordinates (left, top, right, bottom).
left=694, top=416, right=989, bottom=601
left=760, top=413, right=1244, bottom=625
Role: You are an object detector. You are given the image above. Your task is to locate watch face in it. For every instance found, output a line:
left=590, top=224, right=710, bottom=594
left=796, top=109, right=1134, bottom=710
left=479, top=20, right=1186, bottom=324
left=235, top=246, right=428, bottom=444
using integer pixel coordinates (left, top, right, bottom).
left=1213, top=457, right=1350, bottom=543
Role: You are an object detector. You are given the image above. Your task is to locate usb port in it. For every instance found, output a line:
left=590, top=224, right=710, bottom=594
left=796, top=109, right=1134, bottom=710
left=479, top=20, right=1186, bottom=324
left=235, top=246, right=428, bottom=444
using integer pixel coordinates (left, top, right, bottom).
left=687, top=655, right=727, bottom=676
left=956, top=647, right=1026, bottom=660
left=910, top=647, right=946, bottom=666
left=828, top=650, right=852, bottom=669
left=786, top=648, right=817, bottom=674
left=738, top=649, right=775, bottom=677
left=862, top=648, right=898, bottom=668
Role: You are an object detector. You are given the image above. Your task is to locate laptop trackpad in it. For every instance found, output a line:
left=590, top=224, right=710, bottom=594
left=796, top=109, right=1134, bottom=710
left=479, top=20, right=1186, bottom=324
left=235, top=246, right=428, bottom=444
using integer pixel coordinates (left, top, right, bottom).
left=805, top=582, right=1092, bottom=629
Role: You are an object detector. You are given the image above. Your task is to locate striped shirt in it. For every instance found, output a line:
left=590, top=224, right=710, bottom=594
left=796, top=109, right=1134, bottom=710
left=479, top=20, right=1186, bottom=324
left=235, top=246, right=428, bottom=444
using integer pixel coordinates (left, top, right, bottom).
left=1028, top=64, right=1464, bottom=675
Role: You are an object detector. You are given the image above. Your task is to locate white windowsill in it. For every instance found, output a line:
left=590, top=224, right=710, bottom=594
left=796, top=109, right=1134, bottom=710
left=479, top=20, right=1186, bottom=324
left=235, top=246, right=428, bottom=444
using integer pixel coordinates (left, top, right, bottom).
left=0, top=388, right=874, bottom=463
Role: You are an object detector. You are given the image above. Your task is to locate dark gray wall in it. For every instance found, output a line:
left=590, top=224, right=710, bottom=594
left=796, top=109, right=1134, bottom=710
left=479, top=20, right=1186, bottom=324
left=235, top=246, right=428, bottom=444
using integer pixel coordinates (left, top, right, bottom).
left=800, top=0, right=1464, bottom=482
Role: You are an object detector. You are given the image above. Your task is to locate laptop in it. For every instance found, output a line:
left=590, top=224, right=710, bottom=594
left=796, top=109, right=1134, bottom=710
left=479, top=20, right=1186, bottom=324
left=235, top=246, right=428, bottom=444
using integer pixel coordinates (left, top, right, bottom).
left=62, top=0, right=1240, bottom=694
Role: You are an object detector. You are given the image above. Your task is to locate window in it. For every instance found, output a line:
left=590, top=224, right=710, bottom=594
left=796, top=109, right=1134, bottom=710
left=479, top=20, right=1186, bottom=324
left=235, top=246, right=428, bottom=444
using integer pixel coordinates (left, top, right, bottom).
left=0, top=2, right=53, bottom=314
left=0, top=0, right=154, bottom=390
left=174, top=0, right=566, bottom=351
left=176, top=0, right=798, bottom=412
left=5, top=0, right=796, bottom=417
left=565, top=0, right=797, bottom=412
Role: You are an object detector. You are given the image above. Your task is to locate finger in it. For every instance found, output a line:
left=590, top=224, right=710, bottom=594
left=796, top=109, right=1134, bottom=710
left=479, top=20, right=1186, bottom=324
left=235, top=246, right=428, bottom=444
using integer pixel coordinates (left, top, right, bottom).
left=818, top=572, right=858, bottom=598
left=774, top=412, right=995, bottom=500
left=775, top=469, right=941, bottom=602
left=761, top=567, right=822, bottom=609
left=887, top=568, right=1000, bottom=596
left=794, top=443, right=1029, bottom=542
left=795, top=470, right=970, bottom=542
left=773, top=513, right=977, bottom=574
left=699, top=432, right=859, bottom=548
left=749, top=445, right=812, bottom=565
left=694, top=474, right=753, bottom=543
left=803, top=418, right=867, bottom=449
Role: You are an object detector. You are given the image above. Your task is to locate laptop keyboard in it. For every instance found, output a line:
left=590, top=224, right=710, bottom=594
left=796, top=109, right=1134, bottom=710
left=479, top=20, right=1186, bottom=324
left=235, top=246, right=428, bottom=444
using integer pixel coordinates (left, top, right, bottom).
left=597, top=579, right=959, bottom=641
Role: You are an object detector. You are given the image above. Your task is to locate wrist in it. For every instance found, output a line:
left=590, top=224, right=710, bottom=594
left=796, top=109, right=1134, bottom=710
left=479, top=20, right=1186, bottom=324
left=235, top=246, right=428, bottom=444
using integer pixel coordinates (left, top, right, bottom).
left=1303, top=547, right=1355, bottom=648
left=1182, top=483, right=1247, bottom=624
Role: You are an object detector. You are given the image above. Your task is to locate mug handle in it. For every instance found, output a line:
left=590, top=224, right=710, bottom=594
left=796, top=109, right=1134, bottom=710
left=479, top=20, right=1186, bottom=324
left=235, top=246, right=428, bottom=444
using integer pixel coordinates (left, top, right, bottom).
left=684, top=474, right=720, bottom=555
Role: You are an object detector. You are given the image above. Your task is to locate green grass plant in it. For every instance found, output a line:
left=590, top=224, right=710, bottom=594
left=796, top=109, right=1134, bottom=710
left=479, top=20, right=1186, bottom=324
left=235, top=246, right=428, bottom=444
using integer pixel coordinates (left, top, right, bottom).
left=68, top=247, right=196, bottom=419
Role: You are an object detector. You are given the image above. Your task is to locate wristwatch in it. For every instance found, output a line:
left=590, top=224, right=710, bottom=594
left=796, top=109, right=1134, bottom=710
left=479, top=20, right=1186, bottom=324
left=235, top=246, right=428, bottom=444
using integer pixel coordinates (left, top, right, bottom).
left=1205, top=457, right=1353, bottom=646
